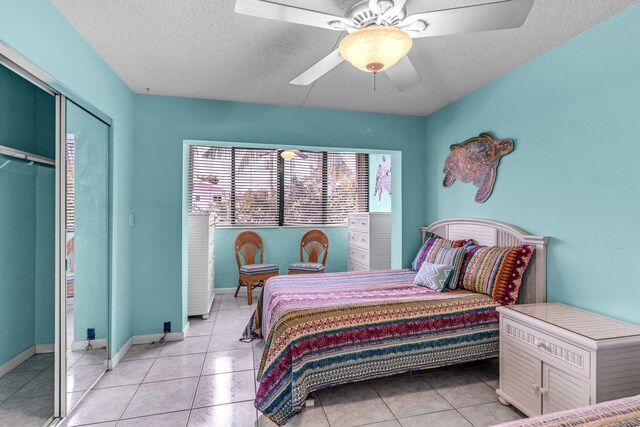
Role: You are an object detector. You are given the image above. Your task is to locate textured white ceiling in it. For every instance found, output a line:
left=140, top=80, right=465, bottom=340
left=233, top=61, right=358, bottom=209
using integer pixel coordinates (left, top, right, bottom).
left=52, top=0, right=638, bottom=116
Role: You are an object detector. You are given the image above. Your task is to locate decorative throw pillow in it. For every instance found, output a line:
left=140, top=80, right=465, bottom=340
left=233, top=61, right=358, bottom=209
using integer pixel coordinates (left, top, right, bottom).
left=458, top=245, right=535, bottom=305
left=411, top=231, right=472, bottom=272
left=429, top=246, right=467, bottom=290
left=414, top=263, right=453, bottom=292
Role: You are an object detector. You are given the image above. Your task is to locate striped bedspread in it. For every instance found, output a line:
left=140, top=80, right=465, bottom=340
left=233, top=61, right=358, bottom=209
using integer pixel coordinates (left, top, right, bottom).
left=493, top=394, right=640, bottom=426
left=242, top=270, right=501, bottom=425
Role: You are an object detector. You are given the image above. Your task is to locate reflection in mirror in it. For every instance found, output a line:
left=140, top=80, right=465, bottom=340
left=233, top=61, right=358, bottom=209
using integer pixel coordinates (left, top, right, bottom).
left=0, top=64, right=56, bottom=425
left=65, top=101, right=109, bottom=412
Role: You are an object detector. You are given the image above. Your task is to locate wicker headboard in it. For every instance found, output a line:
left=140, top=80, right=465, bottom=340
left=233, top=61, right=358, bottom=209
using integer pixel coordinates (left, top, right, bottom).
left=421, top=218, right=549, bottom=304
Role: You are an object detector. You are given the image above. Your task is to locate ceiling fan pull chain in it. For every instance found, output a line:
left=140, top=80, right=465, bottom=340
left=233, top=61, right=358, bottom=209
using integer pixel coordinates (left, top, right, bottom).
left=373, top=72, right=377, bottom=92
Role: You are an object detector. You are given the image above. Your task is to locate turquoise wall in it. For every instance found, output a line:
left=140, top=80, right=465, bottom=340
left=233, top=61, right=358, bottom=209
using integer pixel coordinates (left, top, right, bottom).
left=134, top=95, right=424, bottom=336
left=0, top=159, right=37, bottom=365
left=0, top=0, right=137, bottom=356
left=35, top=166, right=55, bottom=345
left=424, top=4, right=640, bottom=324
left=0, top=64, right=55, bottom=364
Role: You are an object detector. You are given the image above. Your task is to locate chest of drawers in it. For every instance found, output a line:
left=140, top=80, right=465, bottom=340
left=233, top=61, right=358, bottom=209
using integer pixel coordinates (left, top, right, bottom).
left=497, top=303, right=640, bottom=417
left=347, top=212, right=391, bottom=271
left=187, top=213, right=215, bottom=319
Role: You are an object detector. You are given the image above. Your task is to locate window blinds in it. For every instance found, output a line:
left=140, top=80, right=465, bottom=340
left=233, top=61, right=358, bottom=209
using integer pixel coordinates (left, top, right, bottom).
left=65, top=136, right=75, bottom=232
left=283, top=152, right=368, bottom=225
left=188, top=146, right=279, bottom=226
left=188, top=146, right=368, bottom=226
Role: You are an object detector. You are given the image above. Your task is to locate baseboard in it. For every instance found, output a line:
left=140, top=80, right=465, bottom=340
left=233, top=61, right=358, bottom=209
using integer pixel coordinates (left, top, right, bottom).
left=182, top=320, right=190, bottom=338
left=70, top=338, right=108, bottom=351
left=35, top=343, right=55, bottom=354
left=0, top=346, right=35, bottom=378
left=131, top=321, right=190, bottom=345
left=214, top=288, right=236, bottom=294
left=107, top=337, right=132, bottom=370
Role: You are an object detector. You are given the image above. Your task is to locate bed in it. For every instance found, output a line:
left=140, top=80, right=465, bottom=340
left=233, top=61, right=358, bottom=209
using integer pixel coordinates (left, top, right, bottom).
left=243, top=218, right=549, bottom=425
left=493, top=394, right=640, bottom=426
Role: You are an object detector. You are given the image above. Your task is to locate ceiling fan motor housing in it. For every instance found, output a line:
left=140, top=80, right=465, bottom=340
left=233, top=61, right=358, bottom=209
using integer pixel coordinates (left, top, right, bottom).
left=346, top=0, right=407, bottom=28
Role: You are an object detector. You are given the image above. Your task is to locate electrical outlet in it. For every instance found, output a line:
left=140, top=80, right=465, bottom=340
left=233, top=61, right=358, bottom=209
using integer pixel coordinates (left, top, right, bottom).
left=87, top=328, right=96, bottom=341
left=163, top=322, right=171, bottom=333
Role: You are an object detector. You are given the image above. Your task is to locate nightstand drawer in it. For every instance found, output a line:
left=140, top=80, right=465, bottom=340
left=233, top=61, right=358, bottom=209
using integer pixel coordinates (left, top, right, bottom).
left=502, top=317, right=591, bottom=378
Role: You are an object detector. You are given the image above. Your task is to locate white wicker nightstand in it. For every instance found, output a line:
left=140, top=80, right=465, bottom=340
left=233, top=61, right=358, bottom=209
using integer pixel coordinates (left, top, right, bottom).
left=497, top=302, right=640, bottom=417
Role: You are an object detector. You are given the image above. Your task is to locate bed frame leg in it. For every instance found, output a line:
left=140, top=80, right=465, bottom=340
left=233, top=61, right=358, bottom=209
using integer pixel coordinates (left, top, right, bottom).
left=305, top=396, right=315, bottom=407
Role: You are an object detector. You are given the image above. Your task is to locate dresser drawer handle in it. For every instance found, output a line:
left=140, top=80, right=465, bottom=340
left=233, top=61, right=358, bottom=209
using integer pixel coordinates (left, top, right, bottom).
left=534, top=339, right=549, bottom=351
left=539, top=387, right=549, bottom=396
left=532, top=384, right=540, bottom=391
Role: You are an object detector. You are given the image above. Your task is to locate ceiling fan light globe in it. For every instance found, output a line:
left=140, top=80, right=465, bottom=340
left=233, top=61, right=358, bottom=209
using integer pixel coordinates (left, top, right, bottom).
left=339, top=26, right=412, bottom=73
left=281, top=150, right=297, bottom=160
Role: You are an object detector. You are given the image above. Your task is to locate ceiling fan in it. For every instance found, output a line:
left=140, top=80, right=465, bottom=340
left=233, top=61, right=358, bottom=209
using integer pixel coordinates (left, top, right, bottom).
left=235, top=0, right=534, bottom=92
left=280, top=149, right=309, bottom=160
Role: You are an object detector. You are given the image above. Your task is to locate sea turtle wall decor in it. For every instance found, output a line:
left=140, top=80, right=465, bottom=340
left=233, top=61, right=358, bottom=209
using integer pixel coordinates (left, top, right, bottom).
left=443, top=132, right=514, bottom=203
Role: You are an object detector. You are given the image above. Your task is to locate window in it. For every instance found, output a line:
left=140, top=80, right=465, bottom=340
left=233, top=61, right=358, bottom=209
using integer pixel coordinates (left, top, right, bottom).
left=188, top=146, right=368, bottom=226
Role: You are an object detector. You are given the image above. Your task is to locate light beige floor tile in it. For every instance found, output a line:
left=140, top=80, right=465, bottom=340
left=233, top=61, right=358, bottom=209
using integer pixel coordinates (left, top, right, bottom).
left=258, top=404, right=330, bottom=427
left=159, top=336, right=210, bottom=358
left=201, top=349, right=253, bottom=375
left=188, top=401, right=257, bottom=427
left=372, top=376, right=452, bottom=418
left=421, top=369, right=499, bottom=408
left=117, top=410, right=190, bottom=426
left=121, top=344, right=164, bottom=361
left=96, top=359, right=154, bottom=389
left=399, top=409, right=473, bottom=427
left=192, top=370, right=255, bottom=408
left=64, top=385, right=138, bottom=426
left=122, top=377, right=198, bottom=419
left=457, top=402, right=524, bottom=427
left=143, top=353, right=205, bottom=383
left=318, top=382, right=395, bottom=427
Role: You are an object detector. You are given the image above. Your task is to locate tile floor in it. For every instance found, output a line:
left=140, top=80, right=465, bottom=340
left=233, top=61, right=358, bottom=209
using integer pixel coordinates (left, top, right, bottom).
left=67, top=296, right=109, bottom=412
left=60, top=293, right=526, bottom=427
left=0, top=354, right=54, bottom=426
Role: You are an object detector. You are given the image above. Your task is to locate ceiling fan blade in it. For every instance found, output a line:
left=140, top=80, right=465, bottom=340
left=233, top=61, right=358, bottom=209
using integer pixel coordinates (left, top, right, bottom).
left=387, top=0, right=407, bottom=15
left=403, top=0, right=534, bottom=38
left=384, top=56, right=421, bottom=92
left=293, top=150, right=309, bottom=160
left=235, top=0, right=349, bottom=31
left=290, top=50, right=344, bottom=86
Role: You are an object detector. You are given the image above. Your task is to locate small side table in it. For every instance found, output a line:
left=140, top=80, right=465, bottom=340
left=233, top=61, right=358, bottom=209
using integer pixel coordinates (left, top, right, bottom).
left=497, top=302, right=640, bottom=417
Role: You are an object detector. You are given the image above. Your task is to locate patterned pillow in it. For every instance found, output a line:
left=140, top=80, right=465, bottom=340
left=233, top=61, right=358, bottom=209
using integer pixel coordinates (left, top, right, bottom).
left=411, top=231, right=472, bottom=272
left=457, top=245, right=535, bottom=305
left=430, top=246, right=467, bottom=290
left=414, top=263, right=453, bottom=292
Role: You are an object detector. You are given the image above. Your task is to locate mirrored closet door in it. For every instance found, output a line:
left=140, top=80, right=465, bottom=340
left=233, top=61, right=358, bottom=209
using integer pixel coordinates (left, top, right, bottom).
left=64, top=100, right=110, bottom=412
left=0, top=60, right=56, bottom=426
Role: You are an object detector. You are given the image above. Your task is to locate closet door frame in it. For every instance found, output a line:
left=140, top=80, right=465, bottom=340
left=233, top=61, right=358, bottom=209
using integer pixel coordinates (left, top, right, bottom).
left=1, top=45, right=113, bottom=422
left=55, top=94, right=67, bottom=419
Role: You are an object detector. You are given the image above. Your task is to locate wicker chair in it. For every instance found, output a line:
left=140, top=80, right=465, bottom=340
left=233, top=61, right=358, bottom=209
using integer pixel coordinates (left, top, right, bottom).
left=288, top=230, right=329, bottom=274
left=234, top=231, right=279, bottom=305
